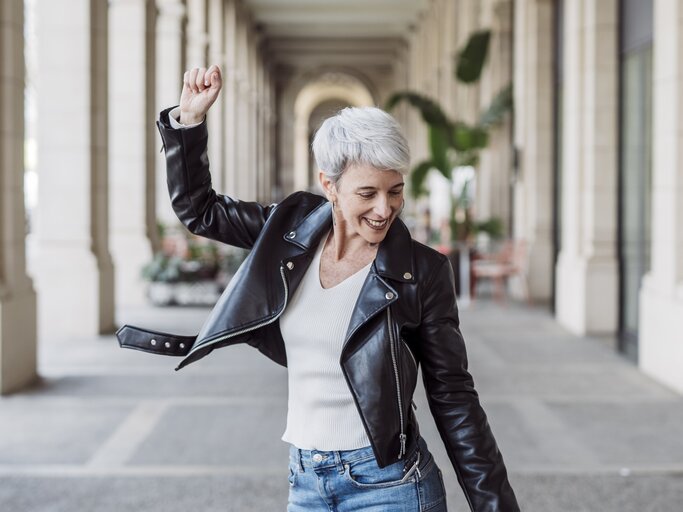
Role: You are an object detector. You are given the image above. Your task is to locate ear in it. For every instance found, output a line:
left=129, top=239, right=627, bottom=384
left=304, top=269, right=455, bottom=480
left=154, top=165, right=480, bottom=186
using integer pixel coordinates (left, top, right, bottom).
left=318, top=170, right=337, bottom=200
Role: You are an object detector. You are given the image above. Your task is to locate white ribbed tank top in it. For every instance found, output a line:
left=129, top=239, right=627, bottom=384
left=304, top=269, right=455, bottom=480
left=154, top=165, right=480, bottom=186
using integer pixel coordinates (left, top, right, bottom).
left=280, top=229, right=373, bottom=450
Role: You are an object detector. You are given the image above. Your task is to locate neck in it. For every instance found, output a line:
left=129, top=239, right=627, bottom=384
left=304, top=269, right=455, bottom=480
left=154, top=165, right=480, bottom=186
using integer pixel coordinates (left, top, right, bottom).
left=326, top=222, right=378, bottom=262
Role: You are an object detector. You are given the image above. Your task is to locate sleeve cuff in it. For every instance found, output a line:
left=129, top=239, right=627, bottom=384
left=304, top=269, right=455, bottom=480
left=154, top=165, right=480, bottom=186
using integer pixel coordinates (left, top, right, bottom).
left=168, top=107, right=204, bottom=129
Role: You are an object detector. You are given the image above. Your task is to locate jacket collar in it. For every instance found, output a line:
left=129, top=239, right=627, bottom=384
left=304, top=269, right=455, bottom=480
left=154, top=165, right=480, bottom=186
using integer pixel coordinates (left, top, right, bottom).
left=283, top=200, right=415, bottom=284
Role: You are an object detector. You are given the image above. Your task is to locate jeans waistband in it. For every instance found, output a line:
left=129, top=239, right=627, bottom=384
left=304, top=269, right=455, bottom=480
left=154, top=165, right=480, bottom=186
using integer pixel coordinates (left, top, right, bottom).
left=289, top=443, right=376, bottom=470
left=288, top=436, right=429, bottom=472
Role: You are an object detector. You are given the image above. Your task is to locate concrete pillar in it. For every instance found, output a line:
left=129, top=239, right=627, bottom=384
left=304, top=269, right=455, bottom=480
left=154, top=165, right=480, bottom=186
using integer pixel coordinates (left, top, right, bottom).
left=477, top=0, right=513, bottom=235
left=185, top=0, right=208, bottom=67
left=235, top=5, right=251, bottom=200
left=440, top=0, right=456, bottom=117
left=222, top=0, right=238, bottom=196
left=247, top=29, right=259, bottom=202
left=455, top=0, right=481, bottom=125
left=35, top=0, right=115, bottom=338
left=155, top=0, right=185, bottom=226
left=510, top=0, right=554, bottom=302
left=109, top=0, right=157, bottom=307
left=256, top=49, right=266, bottom=201
left=247, top=30, right=258, bottom=201
left=0, top=0, right=38, bottom=394
left=207, top=0, right=224, bottom=192
left=640, top=0, right=683, bottom=393
left=555, top=0, right=619, bottom=335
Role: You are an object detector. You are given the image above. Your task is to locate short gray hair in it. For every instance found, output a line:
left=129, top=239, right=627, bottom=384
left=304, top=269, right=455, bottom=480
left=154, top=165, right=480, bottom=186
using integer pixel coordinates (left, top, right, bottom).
left=312, top=106, right=410, bottom=185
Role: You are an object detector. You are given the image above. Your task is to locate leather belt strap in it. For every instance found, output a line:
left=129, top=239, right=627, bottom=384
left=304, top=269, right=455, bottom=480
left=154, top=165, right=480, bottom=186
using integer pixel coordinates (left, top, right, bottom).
left=116, top=325, right=196, bottom=357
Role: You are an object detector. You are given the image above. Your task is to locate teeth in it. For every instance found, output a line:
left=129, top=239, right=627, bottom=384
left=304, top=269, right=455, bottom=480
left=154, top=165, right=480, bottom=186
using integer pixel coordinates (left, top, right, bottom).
left=365, top=218, right=387, bottom=228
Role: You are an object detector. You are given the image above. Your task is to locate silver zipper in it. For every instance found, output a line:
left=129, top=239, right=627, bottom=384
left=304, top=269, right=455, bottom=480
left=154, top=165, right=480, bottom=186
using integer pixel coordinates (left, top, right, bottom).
left=387, top=306, right=406, bottom=459
left=180, top=265, right=290, bottom=363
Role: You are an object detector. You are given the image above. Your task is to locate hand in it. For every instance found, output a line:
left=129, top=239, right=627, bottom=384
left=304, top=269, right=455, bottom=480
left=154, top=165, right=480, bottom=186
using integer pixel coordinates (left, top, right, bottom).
left=179, top=65, right=222, bottom=125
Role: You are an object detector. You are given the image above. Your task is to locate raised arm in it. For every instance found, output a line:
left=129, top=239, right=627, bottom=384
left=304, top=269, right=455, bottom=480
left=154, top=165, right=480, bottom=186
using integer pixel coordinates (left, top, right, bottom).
left=156, top=65, right=276, bottom=249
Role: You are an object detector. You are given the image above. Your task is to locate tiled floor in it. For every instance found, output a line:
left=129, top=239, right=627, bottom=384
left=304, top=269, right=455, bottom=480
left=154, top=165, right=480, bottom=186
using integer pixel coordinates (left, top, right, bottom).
left=1, top=300, right=682, bottom=511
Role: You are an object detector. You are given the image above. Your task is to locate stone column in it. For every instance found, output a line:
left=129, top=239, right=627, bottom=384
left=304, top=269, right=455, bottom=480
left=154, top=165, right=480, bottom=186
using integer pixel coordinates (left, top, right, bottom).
left=555, top=0, right=619, bottom=335
left=222, top=0, right=238, bottom=195
left=235, top=6, right=252, bottom=200
left=510, top=0, right=554, bottom=301
left=256, top=48, right=266, bottom=201
left=155, top=0, right=185, bottom=226
left=455, top=0, right=481, bottom=125
left=109, top=0, right=156, bottom=307
left=235, top=5, right=256, bottom=201
left=477, top=0, right=513, bottom=236
left=207, top=0, right=225, bottom=191
left=185, top=0, right=208, bottom=67
left=249, top=33, right=263, bottom=202
left=35, top=0, right=115, bottom=338
left=640, top=0, right=683, bottom=393
left=0, top=0, right=38, bottom=394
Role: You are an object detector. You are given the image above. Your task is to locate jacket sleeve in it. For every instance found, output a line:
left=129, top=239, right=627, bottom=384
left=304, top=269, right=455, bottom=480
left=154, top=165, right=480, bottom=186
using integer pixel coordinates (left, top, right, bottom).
left=417, top=256, right=520, bottom=512
left=156, top=105, right=276, bottom=249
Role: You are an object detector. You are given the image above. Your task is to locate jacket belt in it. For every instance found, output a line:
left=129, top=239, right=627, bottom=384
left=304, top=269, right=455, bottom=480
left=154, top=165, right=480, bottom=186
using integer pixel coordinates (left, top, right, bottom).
left=116, top=325, right=195, bottom=357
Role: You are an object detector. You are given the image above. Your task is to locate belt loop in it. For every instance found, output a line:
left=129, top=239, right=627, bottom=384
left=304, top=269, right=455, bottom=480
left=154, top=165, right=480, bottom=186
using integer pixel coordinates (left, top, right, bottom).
left=334, top=450, right=344, bottom=474
left=297, top=448, right=304, bottom=472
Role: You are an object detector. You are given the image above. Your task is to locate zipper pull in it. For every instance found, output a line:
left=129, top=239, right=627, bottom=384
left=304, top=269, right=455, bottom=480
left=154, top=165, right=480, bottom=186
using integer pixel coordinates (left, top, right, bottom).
left=398, top=433, right=407, bottom=459
left=411, top=400, right=417, bottom=411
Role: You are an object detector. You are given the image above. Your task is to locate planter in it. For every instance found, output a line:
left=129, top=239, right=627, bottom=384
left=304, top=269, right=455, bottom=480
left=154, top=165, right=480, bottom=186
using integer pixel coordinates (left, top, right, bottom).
left=147, top=280, right=222, bottom=307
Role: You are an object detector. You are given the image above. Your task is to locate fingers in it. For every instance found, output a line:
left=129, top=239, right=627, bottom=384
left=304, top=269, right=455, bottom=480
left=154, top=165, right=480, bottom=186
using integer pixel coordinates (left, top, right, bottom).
left=206, top=64, right=222, bottom=89
left=183, top=65, right=222, bottom=94
left=195, top=67, right=208, bottom=92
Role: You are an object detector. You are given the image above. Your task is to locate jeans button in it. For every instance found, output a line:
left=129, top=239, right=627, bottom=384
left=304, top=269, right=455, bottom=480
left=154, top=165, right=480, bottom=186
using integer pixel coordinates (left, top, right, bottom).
left=312, top=453, right=323, bottom=462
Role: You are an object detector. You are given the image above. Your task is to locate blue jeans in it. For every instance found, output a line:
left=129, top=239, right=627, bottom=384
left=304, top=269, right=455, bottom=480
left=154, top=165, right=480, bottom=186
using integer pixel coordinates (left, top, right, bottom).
left=287, top=436, right=448, bottom=511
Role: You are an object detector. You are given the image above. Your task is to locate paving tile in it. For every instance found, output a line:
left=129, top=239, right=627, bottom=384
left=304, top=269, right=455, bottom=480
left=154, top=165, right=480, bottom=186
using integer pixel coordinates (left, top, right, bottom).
left=546, top=401, right=683, bottom=465
left=128, top=403, right=290, bottom=466
left=0, top=402, right=132, bottom=465
left=0, top=475, right=287, bottom=512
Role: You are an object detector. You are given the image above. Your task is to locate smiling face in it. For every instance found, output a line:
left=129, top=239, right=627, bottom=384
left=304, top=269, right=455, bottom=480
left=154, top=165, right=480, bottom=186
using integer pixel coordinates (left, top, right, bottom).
left=320, top=162, right=405, bottom=245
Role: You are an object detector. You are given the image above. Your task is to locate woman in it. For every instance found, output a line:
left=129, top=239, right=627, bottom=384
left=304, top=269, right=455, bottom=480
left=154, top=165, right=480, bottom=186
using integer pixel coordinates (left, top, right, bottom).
left=117, top=64, right=520, bottom=512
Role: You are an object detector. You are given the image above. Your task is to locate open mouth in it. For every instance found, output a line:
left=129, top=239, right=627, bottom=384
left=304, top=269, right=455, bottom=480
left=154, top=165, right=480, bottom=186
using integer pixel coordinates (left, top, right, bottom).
left=363, top=217, right=389, bottom=230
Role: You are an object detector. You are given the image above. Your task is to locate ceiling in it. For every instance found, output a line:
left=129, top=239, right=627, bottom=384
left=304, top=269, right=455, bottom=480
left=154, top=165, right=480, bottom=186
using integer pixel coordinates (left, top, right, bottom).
left=242, top=0, right=428, bottom=39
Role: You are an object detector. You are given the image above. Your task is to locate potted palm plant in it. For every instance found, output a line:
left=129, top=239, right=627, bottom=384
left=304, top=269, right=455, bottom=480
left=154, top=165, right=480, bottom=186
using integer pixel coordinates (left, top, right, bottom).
left=386, top=29, right=511, bottom=297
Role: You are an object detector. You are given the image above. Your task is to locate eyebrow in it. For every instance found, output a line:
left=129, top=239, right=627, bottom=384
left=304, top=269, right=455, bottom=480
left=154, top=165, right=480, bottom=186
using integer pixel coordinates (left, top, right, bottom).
left=355, top=183, right=405, bottom=191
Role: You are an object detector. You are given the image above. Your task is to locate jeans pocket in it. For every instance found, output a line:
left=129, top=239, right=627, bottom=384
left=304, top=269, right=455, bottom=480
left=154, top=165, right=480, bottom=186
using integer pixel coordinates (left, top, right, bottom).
left=287, top=465, right=297, bottom=488
left=343, top=457, right=416, bottom=489
left=417, top=459, right=447, bottom=511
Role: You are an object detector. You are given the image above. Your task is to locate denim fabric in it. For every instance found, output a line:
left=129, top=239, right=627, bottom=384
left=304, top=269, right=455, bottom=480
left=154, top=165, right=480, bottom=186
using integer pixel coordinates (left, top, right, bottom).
left=287, top=436, right=447, bottom=511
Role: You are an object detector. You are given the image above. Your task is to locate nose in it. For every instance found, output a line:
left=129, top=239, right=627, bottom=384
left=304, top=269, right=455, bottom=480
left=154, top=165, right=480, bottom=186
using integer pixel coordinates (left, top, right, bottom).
left=373, top=195, right=392, bottom=218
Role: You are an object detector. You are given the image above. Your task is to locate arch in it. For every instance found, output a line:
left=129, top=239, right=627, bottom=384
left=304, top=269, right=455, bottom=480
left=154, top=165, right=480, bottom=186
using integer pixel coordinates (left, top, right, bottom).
left=292, top=71, right=375, bottom=191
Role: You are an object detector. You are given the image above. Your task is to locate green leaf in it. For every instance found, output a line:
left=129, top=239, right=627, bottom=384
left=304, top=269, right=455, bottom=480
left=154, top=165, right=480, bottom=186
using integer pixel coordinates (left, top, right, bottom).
left=385, top=91, right=450, bottom=127
left=474, top=217, right=505, bottom=239
left=451, top=122, right=489, bottom=152
left=456, top=30, right=491, bottom=84
left=479, top=83, right=513, bottom=128
left=409, top=160, right=434, bottom=199
left=429, top=125, right=451, bottom=177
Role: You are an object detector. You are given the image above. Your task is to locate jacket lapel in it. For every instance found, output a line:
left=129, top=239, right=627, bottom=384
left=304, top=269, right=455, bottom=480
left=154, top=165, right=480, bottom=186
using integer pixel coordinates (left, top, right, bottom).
left=342, top=217, right=415, bottom=353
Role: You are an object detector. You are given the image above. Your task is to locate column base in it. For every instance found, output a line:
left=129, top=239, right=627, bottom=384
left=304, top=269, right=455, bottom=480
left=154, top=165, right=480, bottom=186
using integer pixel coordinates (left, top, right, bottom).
left=639, top=276, right=683, bottom=394
left=555, top=252, right=618, bottom=335
left=526, top=235, right=553, bottom=302
left=34, top=246, right=115, bottom=340
left=0, top=283, right=38, bottom=395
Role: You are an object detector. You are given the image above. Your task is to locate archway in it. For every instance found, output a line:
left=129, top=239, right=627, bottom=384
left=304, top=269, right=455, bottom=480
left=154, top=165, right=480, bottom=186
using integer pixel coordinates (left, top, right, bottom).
left=292, top=72, right=374, bottom=191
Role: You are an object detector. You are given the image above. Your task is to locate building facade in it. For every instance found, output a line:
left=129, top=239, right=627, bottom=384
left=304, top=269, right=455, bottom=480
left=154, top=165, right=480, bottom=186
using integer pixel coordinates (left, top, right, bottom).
left=0, top=0, right=681, bottom=395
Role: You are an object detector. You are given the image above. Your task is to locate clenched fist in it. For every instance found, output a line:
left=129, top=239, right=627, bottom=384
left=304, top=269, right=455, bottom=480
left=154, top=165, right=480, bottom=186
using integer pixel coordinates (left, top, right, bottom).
left=179, top=64, right=222, bottom=125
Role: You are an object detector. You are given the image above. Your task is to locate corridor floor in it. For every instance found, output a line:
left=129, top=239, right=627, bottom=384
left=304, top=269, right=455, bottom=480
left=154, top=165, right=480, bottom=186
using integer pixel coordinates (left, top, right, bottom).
left=1, top=299, right=682, bottom=511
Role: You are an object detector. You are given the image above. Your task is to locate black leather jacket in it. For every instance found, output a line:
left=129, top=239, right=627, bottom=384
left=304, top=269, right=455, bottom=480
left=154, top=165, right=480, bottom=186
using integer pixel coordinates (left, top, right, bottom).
left=116, top=106, right=520, bottom=512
